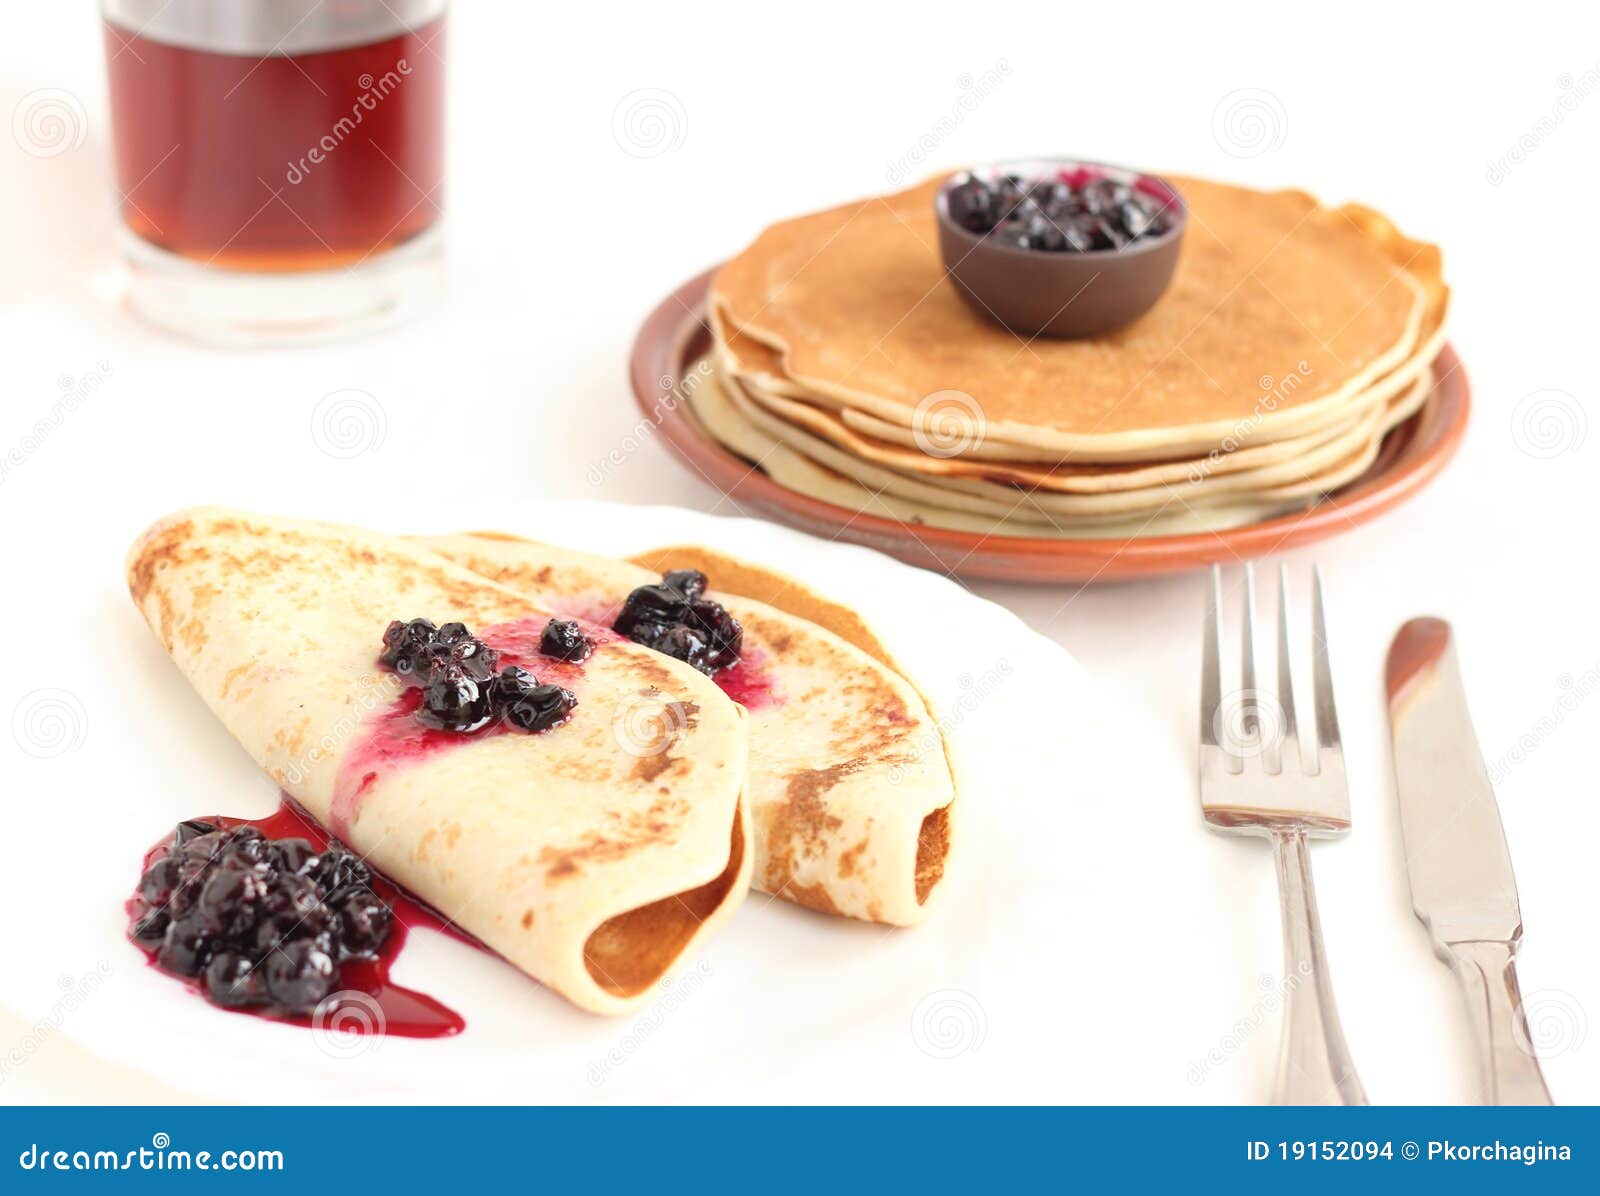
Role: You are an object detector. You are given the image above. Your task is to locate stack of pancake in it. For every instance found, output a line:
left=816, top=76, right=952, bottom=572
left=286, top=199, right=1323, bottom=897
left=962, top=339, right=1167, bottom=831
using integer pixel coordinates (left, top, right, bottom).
left=690, top=175, right=1448, bottom=539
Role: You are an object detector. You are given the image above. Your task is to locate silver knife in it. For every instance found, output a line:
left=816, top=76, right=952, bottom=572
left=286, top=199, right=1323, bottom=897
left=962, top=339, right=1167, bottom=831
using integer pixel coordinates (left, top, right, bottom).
left=1385, top=617, right=1552, bottom=1105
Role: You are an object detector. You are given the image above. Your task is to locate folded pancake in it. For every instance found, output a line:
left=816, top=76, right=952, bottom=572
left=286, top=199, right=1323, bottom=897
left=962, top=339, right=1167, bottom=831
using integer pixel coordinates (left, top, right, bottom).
left=126, top=508, right=751, bottom=1016
left=414, top=532, right=957, bottom=926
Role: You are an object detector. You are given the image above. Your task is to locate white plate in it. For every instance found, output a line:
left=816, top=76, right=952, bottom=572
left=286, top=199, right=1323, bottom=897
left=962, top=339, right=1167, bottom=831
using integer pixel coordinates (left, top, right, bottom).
left=0, top=500, right=1161, bottom=1104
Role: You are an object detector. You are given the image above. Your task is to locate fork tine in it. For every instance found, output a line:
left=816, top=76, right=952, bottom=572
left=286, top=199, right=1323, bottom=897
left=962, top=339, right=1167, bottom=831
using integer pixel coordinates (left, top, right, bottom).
left=1311, top=564, right=1341, bottom=751
left=1201, top=565, right=1225, bottom=752
left=1277, top=564, right=1302, bottom=772
left=1240, top=563, right=1258, bottom=738
left=1200, top=562, right=1351, bottom=831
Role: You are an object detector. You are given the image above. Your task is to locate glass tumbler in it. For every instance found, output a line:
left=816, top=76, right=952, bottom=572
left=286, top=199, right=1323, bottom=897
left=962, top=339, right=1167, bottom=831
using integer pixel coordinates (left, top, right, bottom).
left=102, top=1, right=448, bottom=345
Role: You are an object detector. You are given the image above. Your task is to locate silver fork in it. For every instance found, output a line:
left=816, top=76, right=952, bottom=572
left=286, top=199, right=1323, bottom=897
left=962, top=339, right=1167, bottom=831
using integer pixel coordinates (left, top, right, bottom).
left=1200, top=563, right=1368, bottom=1105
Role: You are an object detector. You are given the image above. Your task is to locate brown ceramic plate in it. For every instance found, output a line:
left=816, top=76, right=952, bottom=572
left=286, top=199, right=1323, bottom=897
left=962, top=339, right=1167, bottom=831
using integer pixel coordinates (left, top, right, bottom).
left=631, top=268, right=1470, bottom=583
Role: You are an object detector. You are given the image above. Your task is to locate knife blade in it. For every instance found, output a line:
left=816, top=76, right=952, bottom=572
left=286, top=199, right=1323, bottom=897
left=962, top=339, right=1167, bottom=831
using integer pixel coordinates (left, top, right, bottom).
left=1385, top=617, right=1552, bottom=1104
left=1386, top=617, right=1522, bottom=944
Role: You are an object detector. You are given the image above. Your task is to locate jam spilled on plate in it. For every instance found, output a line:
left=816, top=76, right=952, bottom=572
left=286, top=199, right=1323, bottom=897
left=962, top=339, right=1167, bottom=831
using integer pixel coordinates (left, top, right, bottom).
left=127, top=799, right=465, bottom=1038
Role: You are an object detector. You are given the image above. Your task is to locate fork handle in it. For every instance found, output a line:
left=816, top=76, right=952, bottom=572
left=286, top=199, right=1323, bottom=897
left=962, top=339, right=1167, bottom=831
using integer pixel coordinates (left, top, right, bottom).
left=1270, top=830, right=1368, bottom=1105
left=1443, top=940, right=1553, bottom=1105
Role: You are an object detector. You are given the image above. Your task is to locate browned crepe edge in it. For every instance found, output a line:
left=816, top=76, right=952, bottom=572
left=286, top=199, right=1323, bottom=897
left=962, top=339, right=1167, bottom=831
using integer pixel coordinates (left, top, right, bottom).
left=626, top=542, right=955, bottom=906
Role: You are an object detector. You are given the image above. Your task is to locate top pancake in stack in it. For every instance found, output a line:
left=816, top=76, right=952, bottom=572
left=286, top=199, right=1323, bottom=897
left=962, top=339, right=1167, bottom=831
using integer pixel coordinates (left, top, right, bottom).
left=694, top=175, right=1448, bottom=538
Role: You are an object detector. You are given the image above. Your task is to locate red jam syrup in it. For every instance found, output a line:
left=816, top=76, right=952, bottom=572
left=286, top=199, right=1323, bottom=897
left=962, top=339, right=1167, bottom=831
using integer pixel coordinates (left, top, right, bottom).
left=337, top=602, right=780, bottom=830
left=128, top=798, right=465, bottom=1039
left=336, top=604, right=781, bottom=838
left=331, top=616, right=605, bottom=837
left=711, top=652, right=780, bottom=709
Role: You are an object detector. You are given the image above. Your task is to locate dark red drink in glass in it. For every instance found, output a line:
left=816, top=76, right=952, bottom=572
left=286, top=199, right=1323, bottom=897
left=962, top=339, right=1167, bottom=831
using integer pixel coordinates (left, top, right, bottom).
left=102, top=1, right=448, bottom=344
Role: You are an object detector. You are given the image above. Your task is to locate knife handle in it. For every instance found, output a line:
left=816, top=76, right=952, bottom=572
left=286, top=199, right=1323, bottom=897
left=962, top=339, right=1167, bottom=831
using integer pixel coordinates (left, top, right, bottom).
left=1270, top=830, right=1369, bottom=1105
left=1446, top=940, right=1554, bottom=1105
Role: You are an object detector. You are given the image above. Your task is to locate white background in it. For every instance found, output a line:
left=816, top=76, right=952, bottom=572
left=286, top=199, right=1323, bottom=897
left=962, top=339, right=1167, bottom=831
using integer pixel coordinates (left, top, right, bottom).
left=2, top=1, right=1597, bottom=1103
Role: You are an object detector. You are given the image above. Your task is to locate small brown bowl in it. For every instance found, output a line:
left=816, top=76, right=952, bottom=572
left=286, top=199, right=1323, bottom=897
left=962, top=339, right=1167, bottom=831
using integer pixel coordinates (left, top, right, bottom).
left=935, top=159, right=1187, bottom=339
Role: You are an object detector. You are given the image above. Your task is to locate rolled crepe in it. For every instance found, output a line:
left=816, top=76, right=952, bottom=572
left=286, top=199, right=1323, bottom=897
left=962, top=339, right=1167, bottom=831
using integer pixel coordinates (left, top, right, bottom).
left=415, top=533, right=958, bottom=926
left=126, top=508, right=751, bottom=1015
